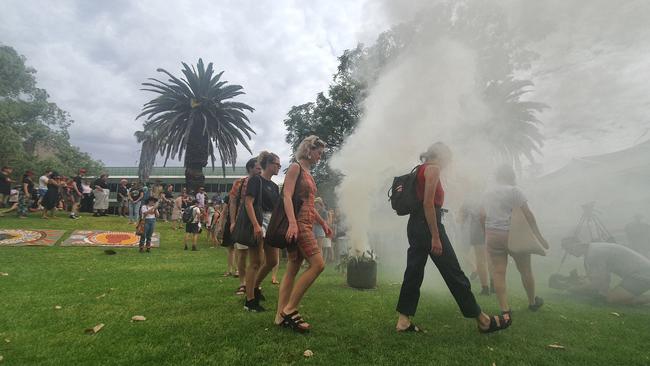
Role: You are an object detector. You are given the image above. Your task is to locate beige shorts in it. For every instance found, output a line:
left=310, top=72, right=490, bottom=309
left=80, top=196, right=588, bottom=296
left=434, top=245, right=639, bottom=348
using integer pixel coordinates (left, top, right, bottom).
left=485, top=229, right=510, bottom=256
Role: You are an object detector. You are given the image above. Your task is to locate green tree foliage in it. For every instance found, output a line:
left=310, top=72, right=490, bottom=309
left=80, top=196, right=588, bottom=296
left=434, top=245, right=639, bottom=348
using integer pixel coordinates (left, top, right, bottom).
left=284, top=0, right=548, bottom=203
left=137, top=59, right=255, bottom=191
left=0, top=45, right=103, bottom=179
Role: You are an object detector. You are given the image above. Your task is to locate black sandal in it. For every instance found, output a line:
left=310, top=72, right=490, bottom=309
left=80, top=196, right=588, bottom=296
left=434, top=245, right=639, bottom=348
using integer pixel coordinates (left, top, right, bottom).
left=478, top=314, right=511, bottom=334
left=281, top=311, right=310, bottom=333
left=397, top=323, right=421, bottom=333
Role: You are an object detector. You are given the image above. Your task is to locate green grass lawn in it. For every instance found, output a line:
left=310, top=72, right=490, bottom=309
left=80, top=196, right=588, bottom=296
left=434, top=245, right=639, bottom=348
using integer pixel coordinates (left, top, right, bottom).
left=0, top=213, right=648, bottom=365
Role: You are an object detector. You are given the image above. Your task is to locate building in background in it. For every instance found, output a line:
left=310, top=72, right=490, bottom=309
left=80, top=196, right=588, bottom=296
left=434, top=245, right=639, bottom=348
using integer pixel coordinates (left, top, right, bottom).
left=89, top=166, right=247, bottom=207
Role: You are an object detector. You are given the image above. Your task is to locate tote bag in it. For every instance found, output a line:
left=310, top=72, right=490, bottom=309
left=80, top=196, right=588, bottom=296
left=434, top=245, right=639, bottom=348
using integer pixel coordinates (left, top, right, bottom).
left=265, top=168, right=303, bottom=249
left=232, top=176, right=263, bottom=247
left=507, top=206, right=546, bottom=256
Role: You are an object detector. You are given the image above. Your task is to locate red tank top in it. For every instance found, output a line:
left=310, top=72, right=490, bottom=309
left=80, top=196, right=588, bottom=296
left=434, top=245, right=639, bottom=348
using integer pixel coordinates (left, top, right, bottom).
left=415, top=164, right=445, bottom=207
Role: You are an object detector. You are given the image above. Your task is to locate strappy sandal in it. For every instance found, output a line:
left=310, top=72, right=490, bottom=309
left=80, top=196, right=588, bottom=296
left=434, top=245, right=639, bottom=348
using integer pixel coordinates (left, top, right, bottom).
left=281, top=311, right=310, bottom=334
left=528, top=296, right=544, bottom=311
left=478, top=314, right=511, bottom=334
left=235, top=285, right=246, bottom=295
left=397, top=323, right=421, bottom=333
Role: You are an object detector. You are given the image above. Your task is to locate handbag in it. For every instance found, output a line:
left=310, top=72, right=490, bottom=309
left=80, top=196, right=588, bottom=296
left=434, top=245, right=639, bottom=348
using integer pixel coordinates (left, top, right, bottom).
left=232, top=176, right=263, bottom=247
left=265, top=166, right=303, bottom=249
left=135, top=219, right=145, bottom=236
left=507, top=206, right=546, bottom=256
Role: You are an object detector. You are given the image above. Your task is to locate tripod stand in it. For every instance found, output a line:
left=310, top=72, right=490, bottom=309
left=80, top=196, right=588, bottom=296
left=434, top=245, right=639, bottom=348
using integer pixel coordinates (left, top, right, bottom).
left=557, top=202, right=615, bottom=272
left=572, top=202, right=616, bottom=243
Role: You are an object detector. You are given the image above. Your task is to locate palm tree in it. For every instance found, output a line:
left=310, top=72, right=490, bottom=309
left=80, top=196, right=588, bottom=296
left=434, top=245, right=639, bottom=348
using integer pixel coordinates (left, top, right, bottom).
left=134, top=126, right=160, bottom=183
left=483, top=77, right=548, bottom=171
left=137, top=59, right=255, bottom=192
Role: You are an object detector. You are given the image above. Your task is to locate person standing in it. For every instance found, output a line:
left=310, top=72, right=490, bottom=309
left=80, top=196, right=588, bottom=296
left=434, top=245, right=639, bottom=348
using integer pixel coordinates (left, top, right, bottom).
left=625, top=214, right=650, bottom=258
left=0, top=166, right=13, bottom=208
left=183, top=197, right=202, bottom=251
left=396, top=142, right=510, bottom=334
left=41, top=172, right=61, bottom=219
left=229, top=158, right=262, bottom=295
left=17, top=170, right=34, bottom=218
left=171, top=188, right=187, bottom=230
left=458, top=194, right=490, bottom=295
left=480, top=164, right=549, bottom=316
left=37, top=169, right=50, bottom=208
left=139, top=197, right=159, bottom=253
left=81, top=180, right=93, bottom=213
left=243, top=151, right=281, bottom=312
left=128, top=182, right=144, bottom=224
left=195, top=186, right=206, bottom=209
left=92, top=174, right=110, bottom=217
left=161, top=184, right=175, bottom=222
left=70, top=169, right=85, bottom=219
left=276, top=136, right=331, bottom=333
left=117, top=179, right=129, bottom=217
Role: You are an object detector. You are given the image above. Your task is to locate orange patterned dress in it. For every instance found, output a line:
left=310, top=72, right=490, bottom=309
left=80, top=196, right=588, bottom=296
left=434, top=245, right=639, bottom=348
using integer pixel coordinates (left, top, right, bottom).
left=288, top=165, right=321, bottom=260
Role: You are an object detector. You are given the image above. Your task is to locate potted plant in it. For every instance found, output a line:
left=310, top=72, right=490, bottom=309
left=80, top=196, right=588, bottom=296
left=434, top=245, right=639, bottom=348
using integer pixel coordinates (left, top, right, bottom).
left=345, top=249, right=377, bottom=289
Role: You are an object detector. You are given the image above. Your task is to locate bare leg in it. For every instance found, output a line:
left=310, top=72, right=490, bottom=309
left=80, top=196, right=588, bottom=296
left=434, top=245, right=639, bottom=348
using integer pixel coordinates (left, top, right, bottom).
left=272, top=260, right=280, bottom=283
left=256, top=245, right=279, bottom=288
left=246, top=244, right=263, bottom=301
left=282, top=252, right=325, bottom=315
left=227, top=247, right=235, bottom=273
left=490, top=253, right=509, bottom=312
left=237, top=249, right=248, bottom=286
left=512, top=253, right=536, bottom=305
left=607, top=286, right=650, bottom=305
left=474, top=245, right=489, bottom=288
left=276, top=256, right=303, bottom=324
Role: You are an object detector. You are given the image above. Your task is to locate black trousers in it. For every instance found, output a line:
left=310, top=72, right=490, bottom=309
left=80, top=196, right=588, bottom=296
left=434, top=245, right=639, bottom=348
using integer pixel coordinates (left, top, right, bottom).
left=396, top=209, right=481, bottom=318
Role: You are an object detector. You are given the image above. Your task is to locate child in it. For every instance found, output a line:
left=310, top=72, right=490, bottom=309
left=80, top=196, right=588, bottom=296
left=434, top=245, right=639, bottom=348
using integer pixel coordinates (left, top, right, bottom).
left=183, top=198, right=201, bottom=251
left=139, top=197, right=159, bottom=253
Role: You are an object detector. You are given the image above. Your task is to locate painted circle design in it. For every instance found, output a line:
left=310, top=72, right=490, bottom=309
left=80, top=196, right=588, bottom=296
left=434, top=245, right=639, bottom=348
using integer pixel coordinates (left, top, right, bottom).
left=0, top=230, right=44, bottom=245
left=88, top=232, right=139, bottom=246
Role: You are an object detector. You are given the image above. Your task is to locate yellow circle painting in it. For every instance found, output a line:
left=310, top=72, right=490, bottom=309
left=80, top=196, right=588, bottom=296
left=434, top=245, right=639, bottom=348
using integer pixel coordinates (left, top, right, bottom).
left=89, top=232, right=140, bottom=246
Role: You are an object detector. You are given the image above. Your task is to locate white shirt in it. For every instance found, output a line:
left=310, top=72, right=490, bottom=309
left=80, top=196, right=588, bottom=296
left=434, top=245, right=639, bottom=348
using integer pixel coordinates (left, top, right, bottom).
left=482, top=184, right=527, bottom=231
left=38, top=175, right=48, bottom=190
left=196, top=192, right=206, bottom=208
left=141, top=204, right=157, bottom=219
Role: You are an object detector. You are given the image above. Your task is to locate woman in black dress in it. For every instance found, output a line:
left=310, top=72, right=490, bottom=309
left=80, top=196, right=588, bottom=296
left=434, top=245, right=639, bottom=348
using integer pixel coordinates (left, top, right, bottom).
left=41, top=172, right=61, bottom=219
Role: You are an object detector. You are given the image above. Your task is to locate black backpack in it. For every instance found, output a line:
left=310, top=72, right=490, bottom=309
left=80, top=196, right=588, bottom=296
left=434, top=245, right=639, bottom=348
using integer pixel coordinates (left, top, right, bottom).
left=182, top=205, right=196, bottom=224
left=388, top=165, right=421, bottom=216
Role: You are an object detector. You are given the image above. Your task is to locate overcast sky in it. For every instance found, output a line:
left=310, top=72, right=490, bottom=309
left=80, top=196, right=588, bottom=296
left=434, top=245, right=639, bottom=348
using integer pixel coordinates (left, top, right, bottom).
left=0, top=0, right=387, bottom=168
left=2, top=0, right=649, bottom=175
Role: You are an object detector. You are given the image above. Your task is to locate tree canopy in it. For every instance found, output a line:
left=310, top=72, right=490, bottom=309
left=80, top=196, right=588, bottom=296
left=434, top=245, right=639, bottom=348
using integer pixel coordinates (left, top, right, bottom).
left=0, top=45, right=103, bottom=177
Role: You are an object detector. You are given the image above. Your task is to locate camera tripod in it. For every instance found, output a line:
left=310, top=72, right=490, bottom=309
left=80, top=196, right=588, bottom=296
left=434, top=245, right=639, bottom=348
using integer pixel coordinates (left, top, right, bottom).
left=557, top=202, right=616, bottom=272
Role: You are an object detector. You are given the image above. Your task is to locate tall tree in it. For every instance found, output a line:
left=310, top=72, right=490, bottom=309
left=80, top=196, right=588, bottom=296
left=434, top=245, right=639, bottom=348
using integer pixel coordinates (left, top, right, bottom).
left=0, top=45, right=103, bottom=176
left=137, top=59, right=255, bottom=192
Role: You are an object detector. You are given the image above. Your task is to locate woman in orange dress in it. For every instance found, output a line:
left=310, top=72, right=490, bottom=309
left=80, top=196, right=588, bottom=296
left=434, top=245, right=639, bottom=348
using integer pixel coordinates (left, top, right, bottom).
left=276, top=135, right=331, bottom=333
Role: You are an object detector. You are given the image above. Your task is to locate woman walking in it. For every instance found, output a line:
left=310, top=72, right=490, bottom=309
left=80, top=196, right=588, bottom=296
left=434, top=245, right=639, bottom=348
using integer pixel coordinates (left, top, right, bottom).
left=276, top=136, right=332, bottom=333
left=229, top=158, right=261, bottom=295
left=243, top=151, right=281, bottom=312
left=139, top=197, right=159, bottom=253
left=395, top=142, right=510, bottom=334
left=458, top=193, right=490, bottom=295
left=480, top=165, right=548, bottom=315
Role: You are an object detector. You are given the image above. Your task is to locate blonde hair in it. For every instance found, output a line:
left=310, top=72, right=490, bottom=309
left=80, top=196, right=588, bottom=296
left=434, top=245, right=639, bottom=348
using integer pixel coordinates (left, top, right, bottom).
left=257, top=151, right=279, bottom=169
left=295, top=135, right=327, bottom=161
left=419, top=142, right=452, bottom=163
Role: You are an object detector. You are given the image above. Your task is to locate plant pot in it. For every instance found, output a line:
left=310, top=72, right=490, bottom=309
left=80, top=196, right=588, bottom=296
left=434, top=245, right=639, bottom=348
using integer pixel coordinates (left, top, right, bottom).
left=347, top=259, right=377, bottom=289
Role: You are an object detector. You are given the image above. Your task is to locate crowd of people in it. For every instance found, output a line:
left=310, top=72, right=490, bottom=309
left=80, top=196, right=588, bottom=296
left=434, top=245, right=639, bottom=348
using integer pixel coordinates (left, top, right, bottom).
left=3, top=137, right=648, bottom=336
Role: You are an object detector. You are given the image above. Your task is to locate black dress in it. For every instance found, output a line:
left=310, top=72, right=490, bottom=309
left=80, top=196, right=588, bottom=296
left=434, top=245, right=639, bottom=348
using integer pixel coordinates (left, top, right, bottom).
left=42, top=182, right=59, bottom=210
